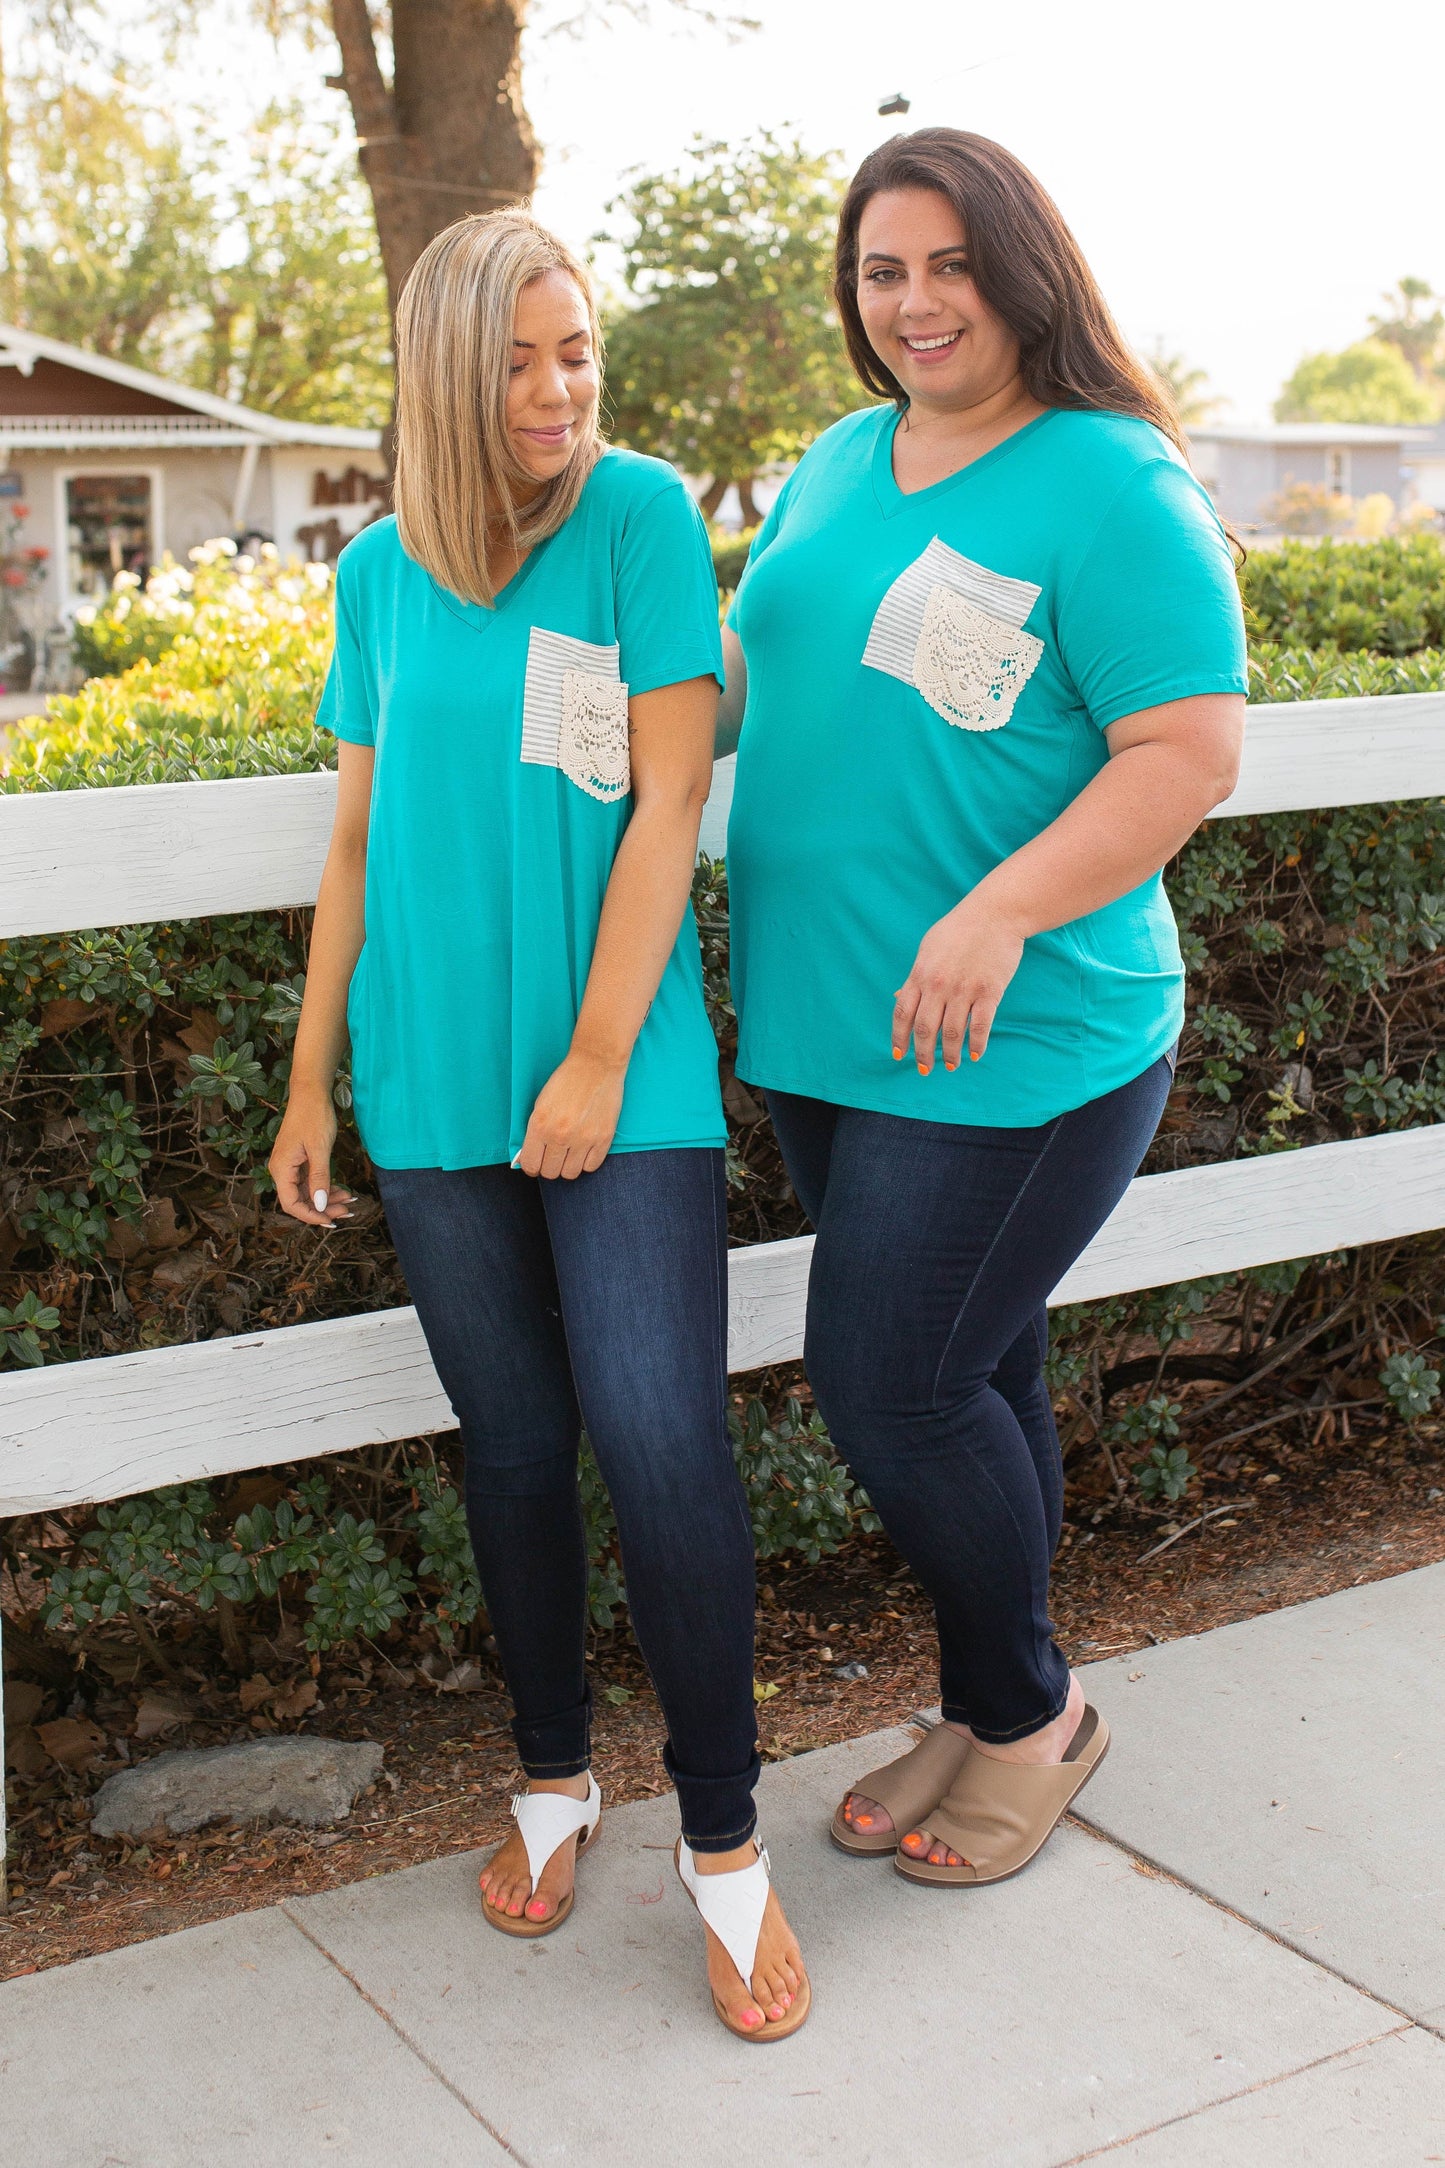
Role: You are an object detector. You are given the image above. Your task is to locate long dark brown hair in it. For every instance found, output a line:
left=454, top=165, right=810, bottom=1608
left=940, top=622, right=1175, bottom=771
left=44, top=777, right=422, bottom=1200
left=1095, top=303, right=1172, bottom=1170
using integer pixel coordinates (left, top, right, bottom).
left=834, top=129, right=1186, bottom=457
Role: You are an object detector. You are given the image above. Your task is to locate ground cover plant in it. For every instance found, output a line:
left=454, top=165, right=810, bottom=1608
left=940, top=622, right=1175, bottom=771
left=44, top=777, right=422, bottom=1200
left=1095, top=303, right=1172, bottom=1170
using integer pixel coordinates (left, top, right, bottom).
left=3, top=534, right=1445, bottom=1723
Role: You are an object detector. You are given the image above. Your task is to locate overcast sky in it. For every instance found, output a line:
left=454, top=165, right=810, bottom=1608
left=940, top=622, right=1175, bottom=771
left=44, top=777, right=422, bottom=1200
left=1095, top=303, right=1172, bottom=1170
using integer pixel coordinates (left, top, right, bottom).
left=142, top=0, right=1445, bottom=424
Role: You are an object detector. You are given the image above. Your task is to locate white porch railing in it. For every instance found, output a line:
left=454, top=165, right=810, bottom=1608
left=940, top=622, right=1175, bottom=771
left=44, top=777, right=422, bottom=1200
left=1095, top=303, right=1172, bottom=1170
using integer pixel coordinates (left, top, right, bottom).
left=3, top=688, right=1444, bottom=1895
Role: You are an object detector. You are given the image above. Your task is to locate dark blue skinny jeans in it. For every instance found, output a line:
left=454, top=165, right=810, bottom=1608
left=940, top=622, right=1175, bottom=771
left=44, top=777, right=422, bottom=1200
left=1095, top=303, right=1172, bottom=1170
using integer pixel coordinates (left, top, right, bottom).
left=375, top=1147, right=760, bottom=1852
left=766, top=1056, right=1173, bottom=1743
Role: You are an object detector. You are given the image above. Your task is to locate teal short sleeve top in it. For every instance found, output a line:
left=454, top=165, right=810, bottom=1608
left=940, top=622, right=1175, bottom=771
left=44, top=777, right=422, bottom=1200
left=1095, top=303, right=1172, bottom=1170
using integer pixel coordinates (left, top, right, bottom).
left=725, top=405, right=1248, bottom=1126
left=317, top=447, right=727, bottom=1169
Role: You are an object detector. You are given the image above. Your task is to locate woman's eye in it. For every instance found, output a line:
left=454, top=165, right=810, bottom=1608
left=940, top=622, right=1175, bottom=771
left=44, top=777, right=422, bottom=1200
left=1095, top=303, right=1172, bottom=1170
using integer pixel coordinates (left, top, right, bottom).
left=940, top=258, right=970, bottom=276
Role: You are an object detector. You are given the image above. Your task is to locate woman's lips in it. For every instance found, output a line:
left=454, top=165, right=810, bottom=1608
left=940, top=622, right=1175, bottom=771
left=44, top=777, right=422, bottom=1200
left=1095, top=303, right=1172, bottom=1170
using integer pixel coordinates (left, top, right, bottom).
left=898, top=329, right=964, bottom=362
left=519, top=424, right=572, bottom=443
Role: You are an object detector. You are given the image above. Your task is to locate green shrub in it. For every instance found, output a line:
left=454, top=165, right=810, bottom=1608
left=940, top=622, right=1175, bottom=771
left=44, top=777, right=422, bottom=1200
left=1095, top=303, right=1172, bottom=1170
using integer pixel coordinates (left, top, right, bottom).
left=1241, top=535, right=1445, bottom=655
left=710, top=525, right=759, bottom=596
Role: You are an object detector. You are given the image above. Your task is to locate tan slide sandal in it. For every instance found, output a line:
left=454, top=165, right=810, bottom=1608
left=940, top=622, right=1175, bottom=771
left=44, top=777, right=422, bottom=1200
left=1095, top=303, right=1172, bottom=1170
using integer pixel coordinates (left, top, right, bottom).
left=480, top=1774, right=601, bottom=1937
left=830, top=1720, right=974, bottom=1856
left=675, top=1838, right=812, bottom=2042
left=893, top=1706, right=1111, bottom=1887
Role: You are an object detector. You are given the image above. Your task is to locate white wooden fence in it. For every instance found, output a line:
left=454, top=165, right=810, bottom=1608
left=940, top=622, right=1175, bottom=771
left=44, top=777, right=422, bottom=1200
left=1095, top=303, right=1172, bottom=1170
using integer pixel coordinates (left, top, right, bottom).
left=2, top=687, right=1445, bottom=1895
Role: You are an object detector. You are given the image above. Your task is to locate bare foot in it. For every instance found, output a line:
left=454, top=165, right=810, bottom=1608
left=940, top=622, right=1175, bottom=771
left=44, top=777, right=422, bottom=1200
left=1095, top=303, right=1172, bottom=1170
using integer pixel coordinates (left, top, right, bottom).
left=843, top=1718, right=972, bottom=1855
left=899, top=1677, right=1086, bottom=1868
left=693, top=1840, right=806, bottom=2032
left=478, top=1772, right=591, bottom=1925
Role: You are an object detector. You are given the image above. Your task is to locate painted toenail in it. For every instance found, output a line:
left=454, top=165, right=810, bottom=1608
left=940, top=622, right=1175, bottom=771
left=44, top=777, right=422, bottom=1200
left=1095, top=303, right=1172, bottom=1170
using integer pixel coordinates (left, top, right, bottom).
left=526, top=1900, right=547, bottom=1917
left=741, top=2010, right=759, bottom=2027
left=770, top=2005, right=784, bottom=2019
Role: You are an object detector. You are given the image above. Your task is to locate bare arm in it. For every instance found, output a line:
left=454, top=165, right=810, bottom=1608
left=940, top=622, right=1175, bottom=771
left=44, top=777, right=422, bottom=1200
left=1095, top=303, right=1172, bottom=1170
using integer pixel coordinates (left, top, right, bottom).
left=266, top=740, right=374, bottom=1222
left=894, top=693, right=1247, bottom=1071
left=715, top=626, right=748, bottom=759
left=516, top=675, right=720, bottom=1178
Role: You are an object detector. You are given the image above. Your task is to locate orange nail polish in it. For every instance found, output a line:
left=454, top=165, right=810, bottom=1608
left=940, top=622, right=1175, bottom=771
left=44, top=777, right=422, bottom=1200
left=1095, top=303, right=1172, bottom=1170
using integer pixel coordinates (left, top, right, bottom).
left=891, top=1048, right=903, bottom=1061
left=970, top=1050, right=981, bottom=1062
left=944, top=1061, right=958, bottom=1072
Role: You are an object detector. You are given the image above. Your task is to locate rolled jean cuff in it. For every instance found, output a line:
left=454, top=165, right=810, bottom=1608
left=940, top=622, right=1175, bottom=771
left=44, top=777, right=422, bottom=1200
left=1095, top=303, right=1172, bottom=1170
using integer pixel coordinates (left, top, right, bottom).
left=947, top=1680, right=1072, bottom=1746
left=664, top=1741, right=761, bottom=1854
left=513, top=1684, right=592, bottom=1779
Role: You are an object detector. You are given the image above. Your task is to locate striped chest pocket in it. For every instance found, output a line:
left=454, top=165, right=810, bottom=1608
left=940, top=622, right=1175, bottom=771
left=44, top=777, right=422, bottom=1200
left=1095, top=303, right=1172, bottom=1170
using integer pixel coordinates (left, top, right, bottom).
left=863, top=538, right=1044, bottom=733
left=521, top=627, right=631, bottom=802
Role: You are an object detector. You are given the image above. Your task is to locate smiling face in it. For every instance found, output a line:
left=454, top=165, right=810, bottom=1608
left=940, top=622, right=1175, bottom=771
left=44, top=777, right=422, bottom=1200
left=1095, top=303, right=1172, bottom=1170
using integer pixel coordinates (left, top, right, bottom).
left=855, top=186, right=1024, bottom=414
left=506, top=267, right=601, bottom=492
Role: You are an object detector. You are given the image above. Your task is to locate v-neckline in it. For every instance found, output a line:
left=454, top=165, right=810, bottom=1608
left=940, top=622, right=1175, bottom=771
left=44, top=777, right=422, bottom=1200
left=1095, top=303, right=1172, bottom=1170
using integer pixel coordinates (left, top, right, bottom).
left=871, top=404, right=1059, bottom=521
left=427, top=523, right=555, bottom=632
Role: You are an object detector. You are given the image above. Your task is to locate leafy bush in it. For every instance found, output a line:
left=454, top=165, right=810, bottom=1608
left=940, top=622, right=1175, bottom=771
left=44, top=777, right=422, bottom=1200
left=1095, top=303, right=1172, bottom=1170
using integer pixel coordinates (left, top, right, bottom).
left=4, top=537, right=1445, bottom=1678
left=1241, top=534, right=1445, bottom=655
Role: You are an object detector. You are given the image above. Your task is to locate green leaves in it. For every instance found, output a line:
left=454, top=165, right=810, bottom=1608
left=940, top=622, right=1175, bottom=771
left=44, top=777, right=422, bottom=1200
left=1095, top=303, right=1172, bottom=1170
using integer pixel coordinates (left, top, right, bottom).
left=1134, top=1444, right=1199, bottom=1505
left=1379, top=1351, right=1442, bottom=1422
left=0, top=1289, right=62, bottom=1366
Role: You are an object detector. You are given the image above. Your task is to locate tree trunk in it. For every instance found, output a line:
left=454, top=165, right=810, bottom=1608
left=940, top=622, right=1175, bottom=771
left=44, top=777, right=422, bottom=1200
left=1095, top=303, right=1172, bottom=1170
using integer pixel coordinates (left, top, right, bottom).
left=698, top=476, right=728, bottom=520
left=330, top=0, right=538, bottom=323
left=736, top=477, right=761, bottom=528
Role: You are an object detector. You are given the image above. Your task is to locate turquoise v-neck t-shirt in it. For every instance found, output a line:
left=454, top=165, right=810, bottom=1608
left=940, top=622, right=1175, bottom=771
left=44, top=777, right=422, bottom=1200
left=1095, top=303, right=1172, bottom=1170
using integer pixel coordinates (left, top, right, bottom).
left=726, top=405, right=1248, bottom=1127
left=317, top=447, right=727, bottom=1170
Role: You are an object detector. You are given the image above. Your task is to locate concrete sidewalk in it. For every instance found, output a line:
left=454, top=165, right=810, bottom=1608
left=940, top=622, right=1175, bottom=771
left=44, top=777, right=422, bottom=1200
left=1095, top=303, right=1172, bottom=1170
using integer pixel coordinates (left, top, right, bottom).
left=3, top=1566, right=1442, bottom=2165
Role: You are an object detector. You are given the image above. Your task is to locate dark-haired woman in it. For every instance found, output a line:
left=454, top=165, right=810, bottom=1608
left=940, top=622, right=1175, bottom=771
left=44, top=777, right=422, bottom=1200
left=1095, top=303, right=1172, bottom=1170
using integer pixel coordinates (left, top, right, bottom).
left=720, top=132, right=1247, bottom=1886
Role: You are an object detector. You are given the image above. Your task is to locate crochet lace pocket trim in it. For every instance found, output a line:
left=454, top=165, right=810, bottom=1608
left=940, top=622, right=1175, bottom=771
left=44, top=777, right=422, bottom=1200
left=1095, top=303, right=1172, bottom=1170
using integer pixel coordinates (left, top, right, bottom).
left=520, top=626, right=630, bottom=802
left=559, top=670, right=631, bottom=800
left=913, top=584, right=1044, bottom=733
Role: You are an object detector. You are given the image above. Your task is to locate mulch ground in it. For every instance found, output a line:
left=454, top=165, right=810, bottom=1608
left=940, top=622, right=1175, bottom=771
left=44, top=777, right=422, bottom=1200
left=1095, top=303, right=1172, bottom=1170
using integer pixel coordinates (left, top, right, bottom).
left=3, top=1411, right=1442, bottom=1983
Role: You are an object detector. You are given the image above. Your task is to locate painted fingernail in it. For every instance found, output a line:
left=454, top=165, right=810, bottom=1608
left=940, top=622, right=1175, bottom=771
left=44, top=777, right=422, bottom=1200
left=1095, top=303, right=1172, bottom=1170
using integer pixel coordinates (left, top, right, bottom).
left=891, top=1048, right=903, bottom=1061
left=313, top=1189, right=328, bottom=1211
left=944, top=1061, right=958, bottom=1071
left=970, top=1051, right=981, bottom=1063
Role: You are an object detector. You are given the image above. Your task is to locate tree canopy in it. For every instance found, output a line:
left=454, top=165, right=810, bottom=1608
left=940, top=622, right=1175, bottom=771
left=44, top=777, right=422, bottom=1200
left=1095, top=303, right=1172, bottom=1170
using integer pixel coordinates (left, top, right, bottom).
left=1275, top=338, right=1440, bottom=427
left=3, top=80, right=390, bottom=426
left=600, top=133, right=861, bottom=519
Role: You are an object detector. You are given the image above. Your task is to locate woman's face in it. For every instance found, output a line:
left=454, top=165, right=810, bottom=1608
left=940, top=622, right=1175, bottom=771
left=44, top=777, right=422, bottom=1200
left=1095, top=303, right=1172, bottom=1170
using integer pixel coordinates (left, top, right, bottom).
left=506, top=268, right=600, bottom=489
left=855, top=187, right=1022, bottom=411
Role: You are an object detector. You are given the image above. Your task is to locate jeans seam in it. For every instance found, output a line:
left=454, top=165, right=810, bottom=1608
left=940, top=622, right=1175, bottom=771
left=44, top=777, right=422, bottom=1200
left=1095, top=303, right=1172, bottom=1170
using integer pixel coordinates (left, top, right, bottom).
left=683, top=1814, right=759, bottom=1847
left=929, top=1114, right=1066, bottom=1413
left=957, top=1679, right=1071, bottom=1744
left=520, top=1755, right=591, bottom=1776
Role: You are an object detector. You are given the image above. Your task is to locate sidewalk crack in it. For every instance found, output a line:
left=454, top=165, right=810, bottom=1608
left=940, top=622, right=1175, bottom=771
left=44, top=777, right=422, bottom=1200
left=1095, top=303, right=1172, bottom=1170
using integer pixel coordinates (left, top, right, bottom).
left=1067, top=1808, right=1425, bottom=2029
left=281, top=1902, right=533, bottom=2163
left=1048, top=2023, right=1419, bottom=2165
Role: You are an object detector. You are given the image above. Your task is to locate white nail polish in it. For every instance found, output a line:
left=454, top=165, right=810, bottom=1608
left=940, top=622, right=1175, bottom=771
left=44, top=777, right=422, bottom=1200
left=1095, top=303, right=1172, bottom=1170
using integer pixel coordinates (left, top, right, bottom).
left=313, top=1189, right=328, bottom=1212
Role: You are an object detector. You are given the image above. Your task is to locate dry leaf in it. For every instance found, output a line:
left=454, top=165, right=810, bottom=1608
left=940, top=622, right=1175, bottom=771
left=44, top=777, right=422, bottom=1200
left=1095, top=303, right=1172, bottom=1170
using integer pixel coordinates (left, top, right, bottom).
left=5, top=1725, right=48, bottom=1778
left=274, top=1679, right=319, bottom=1722
left=238, top=1673, right=274, bottom=1713
left=3, top=1679, right=45, bottom=1729
left=133, top=1692, right=191, bottom=1740
left=39, top=996, right=93, bottom=1037
left=150, top=1248, right=222, bottom=1295
left=37, top=1716, right=106, bottom=1770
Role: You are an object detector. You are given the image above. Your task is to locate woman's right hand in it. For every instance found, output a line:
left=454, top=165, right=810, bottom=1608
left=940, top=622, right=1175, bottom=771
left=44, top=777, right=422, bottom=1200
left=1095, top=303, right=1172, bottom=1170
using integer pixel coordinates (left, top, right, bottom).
left=268, top=1086, right=355, bottom=1226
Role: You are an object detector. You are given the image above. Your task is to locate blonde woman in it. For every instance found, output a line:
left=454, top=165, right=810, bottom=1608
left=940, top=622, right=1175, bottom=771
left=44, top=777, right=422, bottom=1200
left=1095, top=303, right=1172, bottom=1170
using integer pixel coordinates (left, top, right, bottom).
left=267, top=212, right=808, bottom=2042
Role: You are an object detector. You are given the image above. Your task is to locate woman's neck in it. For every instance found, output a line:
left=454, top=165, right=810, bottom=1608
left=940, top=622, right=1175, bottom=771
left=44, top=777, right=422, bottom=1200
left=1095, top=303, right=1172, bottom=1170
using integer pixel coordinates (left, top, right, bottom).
left=894, top=375, right=1047, bottom=490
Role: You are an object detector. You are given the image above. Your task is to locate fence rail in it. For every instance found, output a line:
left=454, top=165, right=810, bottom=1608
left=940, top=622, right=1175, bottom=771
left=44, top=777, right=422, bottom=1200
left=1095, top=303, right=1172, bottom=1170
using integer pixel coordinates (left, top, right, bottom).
left=3, top=687, right=1444, bottom=1897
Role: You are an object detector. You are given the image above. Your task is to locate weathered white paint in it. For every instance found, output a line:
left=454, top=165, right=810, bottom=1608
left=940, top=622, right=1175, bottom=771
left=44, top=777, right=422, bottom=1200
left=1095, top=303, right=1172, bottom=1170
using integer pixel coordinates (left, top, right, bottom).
left=4, top=691, right=1444, bottom=938
left=4, top=1125, right=1443, bottom=1520
left=1213, top=693, right=1445, bottom=819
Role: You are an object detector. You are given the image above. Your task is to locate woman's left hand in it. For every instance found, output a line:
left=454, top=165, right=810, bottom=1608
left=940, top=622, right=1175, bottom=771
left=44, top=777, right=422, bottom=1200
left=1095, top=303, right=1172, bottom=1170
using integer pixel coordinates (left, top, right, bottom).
left=893, top=895, right=1026, bottom=1073
left=516, top=1049, right=627, bottom=1179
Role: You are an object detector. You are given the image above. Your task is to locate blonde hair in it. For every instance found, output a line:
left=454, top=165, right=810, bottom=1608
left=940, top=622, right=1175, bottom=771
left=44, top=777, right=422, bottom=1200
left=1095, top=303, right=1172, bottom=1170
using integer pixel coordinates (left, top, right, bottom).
left=393, top=210, right=605, bottom=606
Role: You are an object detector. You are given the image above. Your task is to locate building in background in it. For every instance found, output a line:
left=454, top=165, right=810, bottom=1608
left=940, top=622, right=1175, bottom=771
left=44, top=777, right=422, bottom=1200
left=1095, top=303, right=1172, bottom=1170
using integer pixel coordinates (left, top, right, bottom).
left=1186, top=422, right=1433, bottom=532
left=0, top=324, right=386, bottom=626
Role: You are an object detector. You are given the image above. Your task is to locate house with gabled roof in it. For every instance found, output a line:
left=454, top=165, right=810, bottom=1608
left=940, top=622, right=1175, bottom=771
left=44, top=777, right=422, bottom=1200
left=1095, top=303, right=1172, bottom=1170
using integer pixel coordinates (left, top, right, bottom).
left=0, top=324, right=387, bottom=623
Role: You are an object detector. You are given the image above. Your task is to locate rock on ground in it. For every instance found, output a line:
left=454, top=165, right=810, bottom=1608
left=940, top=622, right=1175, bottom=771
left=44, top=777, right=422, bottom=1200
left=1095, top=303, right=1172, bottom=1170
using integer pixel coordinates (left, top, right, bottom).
left=91, top=1736, right=385, bottom=1838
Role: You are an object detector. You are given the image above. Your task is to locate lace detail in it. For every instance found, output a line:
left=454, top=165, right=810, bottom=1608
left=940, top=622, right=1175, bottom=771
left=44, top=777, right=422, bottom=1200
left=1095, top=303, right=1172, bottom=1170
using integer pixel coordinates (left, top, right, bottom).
left=519, top=626, right=630, bottom=802
left=912, top=585, right=1044, bottom=733
left=862, top=537, right=1041, bottom=687
left=559, top=670, right=631, bottom=801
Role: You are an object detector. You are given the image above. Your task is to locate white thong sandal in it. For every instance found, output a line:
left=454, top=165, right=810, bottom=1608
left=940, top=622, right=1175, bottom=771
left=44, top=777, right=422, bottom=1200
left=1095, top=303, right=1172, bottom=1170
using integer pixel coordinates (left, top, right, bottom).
left=674, top=1837, right=812, bottom=2042
left=480, top=1774, right=602, bottom=1938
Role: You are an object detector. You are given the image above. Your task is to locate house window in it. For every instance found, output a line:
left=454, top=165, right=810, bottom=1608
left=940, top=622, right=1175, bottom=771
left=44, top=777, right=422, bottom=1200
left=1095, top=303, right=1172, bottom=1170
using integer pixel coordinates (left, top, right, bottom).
left=65, top=474, right=154, bottom=603
left=1326, top=447, right=1351, bottom=497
